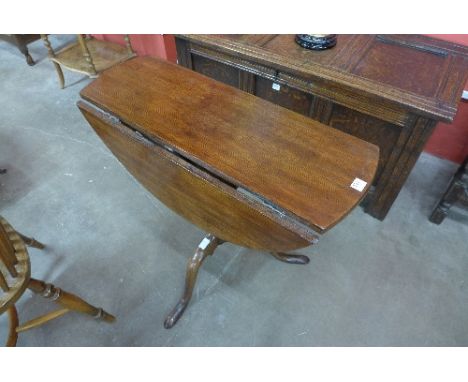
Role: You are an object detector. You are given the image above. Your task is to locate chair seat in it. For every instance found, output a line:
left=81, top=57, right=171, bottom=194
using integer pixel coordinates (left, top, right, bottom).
left=0, top=217, right=31, bottom=315
left=50, top=38, right=135, bottom=76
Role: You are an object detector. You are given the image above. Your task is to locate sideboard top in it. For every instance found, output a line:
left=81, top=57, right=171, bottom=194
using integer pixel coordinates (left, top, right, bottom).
left=177, top=34, right=468, bottom=122
left=80, top=57, right=379, bottom=233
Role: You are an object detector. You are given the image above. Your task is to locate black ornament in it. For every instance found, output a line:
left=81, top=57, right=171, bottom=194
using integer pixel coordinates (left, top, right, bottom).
left=295, top=34, right=337, bottom=50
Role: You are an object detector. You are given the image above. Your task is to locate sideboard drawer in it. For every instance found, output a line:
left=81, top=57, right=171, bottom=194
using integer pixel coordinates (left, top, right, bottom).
left=255, top=76, right=314, bottom=117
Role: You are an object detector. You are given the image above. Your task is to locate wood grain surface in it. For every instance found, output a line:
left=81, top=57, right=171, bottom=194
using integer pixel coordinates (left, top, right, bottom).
left=173, top=35, right=468, bottom=221
left=80, top=57, right=379, bottom=233
left=78, top=102, right=314, bottom=250
left=177, top=34, right=468, bottom=123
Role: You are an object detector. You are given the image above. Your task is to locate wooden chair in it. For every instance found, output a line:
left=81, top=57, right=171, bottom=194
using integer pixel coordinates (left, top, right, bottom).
left=429, top=155, right=468, bottom=224
left=0, top=216, right=115, bottom=346
left=41, top=34, right=135, bottom=89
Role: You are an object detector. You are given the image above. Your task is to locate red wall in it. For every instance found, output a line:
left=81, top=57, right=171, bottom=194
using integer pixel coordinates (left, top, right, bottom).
left=95, top=34, right=468, bottom=164
left=93, top=34, right=177, bottom=62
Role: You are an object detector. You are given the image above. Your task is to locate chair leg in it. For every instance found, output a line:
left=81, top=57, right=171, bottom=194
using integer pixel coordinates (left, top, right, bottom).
left=6, top=305, right=19, bottom=347
left=27, top=278, right=115, bottom=323
left=164, top=234, right=224, bottom=329
left=269, top=251, right=310, bottom=265
left=41, top=34, right=65, bottom=89
left=124, top=34, right=134, bottom=56
left=53, top=62, right=65, bottom=89
left=16, top=232, right=45, bottom=250
left=16, top=307, right=70, bottom=333
left=429, top=176, right=465, bottom=224
left=77, top=34, right=97, bottom=77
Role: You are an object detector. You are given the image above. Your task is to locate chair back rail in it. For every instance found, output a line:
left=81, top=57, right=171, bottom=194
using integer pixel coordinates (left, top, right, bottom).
left=0, top=216, right=31, bottom=315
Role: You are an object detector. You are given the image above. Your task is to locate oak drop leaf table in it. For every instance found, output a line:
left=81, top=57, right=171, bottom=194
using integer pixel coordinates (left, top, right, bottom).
left=78, top=57, right=379, bottom=328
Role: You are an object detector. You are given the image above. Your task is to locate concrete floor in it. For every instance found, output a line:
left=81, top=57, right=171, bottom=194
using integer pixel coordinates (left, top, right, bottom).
left=1, top=36, right=468, bottom=346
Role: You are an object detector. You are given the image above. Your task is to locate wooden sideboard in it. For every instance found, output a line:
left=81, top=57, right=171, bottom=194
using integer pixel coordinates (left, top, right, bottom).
left=174, top=35, right=468, bottom=220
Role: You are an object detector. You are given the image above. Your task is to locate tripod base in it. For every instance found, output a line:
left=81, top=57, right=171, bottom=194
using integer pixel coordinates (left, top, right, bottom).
left=164, top=234, right=312, bottom=328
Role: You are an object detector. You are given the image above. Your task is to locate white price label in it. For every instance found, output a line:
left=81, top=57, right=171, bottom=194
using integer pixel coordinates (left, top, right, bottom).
left=199, top=238, right=211, bottom=250
left=350, top=178, right=367, bottom=192
left=272, top=83, right=281, bottom=91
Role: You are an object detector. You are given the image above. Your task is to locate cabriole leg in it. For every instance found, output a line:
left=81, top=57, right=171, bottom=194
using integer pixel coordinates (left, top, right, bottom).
left=164, top=234, right=224, bottom=329
left=269, top=251, right=310, bottom=265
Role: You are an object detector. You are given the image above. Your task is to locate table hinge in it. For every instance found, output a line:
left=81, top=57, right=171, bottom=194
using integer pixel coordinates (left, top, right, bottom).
left=104, top=113, right=120, bottom=124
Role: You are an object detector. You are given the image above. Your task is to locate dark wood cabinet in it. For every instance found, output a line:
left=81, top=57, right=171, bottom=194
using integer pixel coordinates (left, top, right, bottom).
left=0, top=34, right=40, bottom=65
left=174, top=34, right=468, bottom=220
